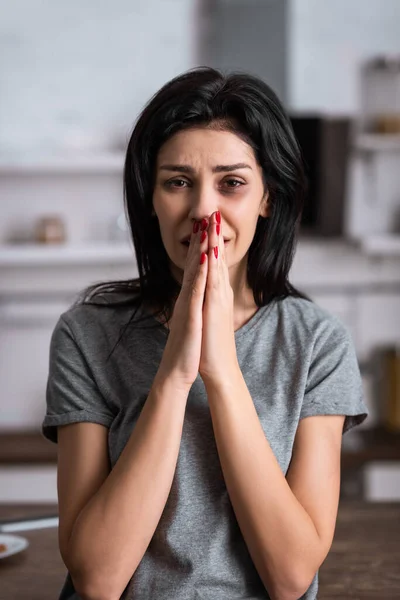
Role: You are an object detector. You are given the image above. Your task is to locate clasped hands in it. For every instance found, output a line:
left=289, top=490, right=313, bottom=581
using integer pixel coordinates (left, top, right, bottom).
left=198, top=211, right=240, bottom=388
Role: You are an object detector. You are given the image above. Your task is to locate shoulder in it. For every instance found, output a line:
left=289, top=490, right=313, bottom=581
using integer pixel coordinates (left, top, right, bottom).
left=276, top=295, right=351, bottom=348
left=54, top=289, right=144, bottom=346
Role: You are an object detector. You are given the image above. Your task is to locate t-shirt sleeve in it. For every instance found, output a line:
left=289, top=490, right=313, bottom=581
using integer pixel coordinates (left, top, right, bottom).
left=41, top=315, right=115, bottom=444
left=300, top=318, right=369, bottom=435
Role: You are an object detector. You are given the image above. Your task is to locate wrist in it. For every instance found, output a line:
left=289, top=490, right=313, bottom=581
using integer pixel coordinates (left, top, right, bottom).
left=154, top=368, right=193, bottom=397
left=201, top=365, right=243, bottom=393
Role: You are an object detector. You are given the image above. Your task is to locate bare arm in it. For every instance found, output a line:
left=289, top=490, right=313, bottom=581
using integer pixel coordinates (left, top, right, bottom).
left=58, top=217, right=207, bottom=600
left=204, top=372, right=343, bottom=600
left=59, top=372, right=190, bottom=600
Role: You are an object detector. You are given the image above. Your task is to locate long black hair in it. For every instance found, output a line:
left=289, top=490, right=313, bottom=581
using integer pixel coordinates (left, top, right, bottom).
left=76, top=66, right=311, bottom=341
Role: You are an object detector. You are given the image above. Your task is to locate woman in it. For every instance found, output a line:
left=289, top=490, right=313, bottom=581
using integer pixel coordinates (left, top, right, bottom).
left=42, top=67, right=368, bottom=600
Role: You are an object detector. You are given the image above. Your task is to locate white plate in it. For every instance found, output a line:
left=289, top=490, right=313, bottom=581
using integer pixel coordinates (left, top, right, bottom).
left=0, top=533, right=29, bottom=559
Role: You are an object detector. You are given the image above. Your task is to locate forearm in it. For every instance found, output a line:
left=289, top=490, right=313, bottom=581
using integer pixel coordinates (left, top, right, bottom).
left=67, top=371, right=190, bottom=600
left=205, top=374, right=321, bottom=600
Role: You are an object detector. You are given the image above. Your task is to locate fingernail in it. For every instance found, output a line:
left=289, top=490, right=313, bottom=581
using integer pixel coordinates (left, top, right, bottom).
left=214, top=246, right=218, bottom=259
left=193, top=221, right=200, bottom=233
left=200, top=252, right=206, bottom=265
left=201, top=218, right=208, bottom=231
left=216, top=224, right=220, bottom=236
left=216, top=211, right=221, bottom=224
left=200, top=230, right=207, bottom=243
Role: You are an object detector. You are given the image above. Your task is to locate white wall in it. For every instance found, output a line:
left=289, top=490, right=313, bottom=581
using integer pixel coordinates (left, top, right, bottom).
left=288, top=0, right=400, bottom=113
left=3, top=0, right=400, bottom=150
left=0, top=0, right=198, bottom=154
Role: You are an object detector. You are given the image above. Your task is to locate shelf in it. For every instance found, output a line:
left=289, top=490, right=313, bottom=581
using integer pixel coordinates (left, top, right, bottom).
left=0, top=152, right=125, bottom=174
left=0, top=239, right=399, bottom=288
left=0, top=431, right=57, bottom=465
left=0, top=242, right=134, bottom=266
left=360, top=234, right=400, bottom=257
left=0, top=237, right=352, bottom=268
left=0, top=427, right=399, bottom=468
left=341, top=426, right=400, bottom=470
left=354, top=133, right=400, bottom=153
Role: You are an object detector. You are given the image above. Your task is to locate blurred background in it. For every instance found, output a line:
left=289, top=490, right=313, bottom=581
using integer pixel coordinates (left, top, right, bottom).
left=1, top=0, right=400, bottom=509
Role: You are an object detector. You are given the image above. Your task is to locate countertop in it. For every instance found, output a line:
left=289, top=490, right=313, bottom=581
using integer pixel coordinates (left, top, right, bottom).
left=0, top=502, right=399, bottom=599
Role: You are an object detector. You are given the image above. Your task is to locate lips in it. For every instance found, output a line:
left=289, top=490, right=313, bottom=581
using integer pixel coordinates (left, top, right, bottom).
left=181, top=237, right=230, bottom=245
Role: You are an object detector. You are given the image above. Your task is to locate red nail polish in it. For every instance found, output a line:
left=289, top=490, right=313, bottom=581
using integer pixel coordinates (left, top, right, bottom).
left=214, top=246, right=218, bottom=259
left=200, top=230, right=207, bottom=243
left=201, top=218, right=208, bottom=231
left=200, top=252, right=206, bottom=264
left=216, top=211, right=221, bottom=224
left=216, top=224, right=220, bottom=236
left=193, top=221, right=200, bottom=233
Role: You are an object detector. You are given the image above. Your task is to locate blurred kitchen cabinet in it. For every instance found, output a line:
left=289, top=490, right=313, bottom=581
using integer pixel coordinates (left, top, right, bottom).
left=364, top=461, right=400, bottom=501
left=0, top=300, right=68, bottom=428
left=354, top=292, right=400, bottom=363
left=305, top=291, right=381, bottom=430
left=307, top=292, right=356, bottom=341
left=0, top=251, right=135, bottom=431
left=309, top=289, right=400, bottom=364
left=0, top=466, right=57, bottom=503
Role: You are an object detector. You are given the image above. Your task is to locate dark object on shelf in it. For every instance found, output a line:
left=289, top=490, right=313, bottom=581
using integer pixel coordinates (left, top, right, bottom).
left=341, top=426, right=400, bottom=469
left=382, top=346, right=400, bottom=433
left=0, top=431, right=57, bottom=464
left=290, top=115, right=351, bottom=236
left=35, top=215, right=66, bottom=244
left=361, top=55, right=400, bottom=133
left=340, top=467, right=365, bottom=500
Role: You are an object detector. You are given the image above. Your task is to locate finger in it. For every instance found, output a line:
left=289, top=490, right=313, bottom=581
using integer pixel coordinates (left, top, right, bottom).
left=187, top=219, right=209, bottom=315
left=206, top=212, right=220, bottom=289
left=217, top=213, right=226, bottom=262
left=213, top=211, right=229, bottom=287
left=182, top=218, right=209, bottom=298
left=196, top=218, right=209, bottom=274
left=182, top=221, right=201, bottom=288
left=216, top=212, right=228, bottom=286
left=196, top=220, right=209, bottom=299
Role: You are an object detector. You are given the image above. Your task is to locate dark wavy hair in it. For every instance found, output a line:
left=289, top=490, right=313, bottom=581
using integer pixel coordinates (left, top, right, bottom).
left=77, top=66, right=312, bottom=340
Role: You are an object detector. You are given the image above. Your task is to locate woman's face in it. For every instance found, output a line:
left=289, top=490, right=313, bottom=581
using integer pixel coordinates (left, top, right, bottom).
left=152, top=126, right=269, bottom=288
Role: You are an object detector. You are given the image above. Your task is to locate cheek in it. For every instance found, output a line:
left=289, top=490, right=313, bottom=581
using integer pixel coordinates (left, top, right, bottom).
left=229, top=202, right=257, bottom=231
left=154, top=188, right=184, bottom=218
left=153, top=201, right=174, bottom=229
left=235, top=193, right=263, bottom=224
left=152, top=188, right=167, bottom=213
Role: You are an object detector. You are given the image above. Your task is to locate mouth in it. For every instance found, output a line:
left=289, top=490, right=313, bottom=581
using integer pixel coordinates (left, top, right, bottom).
left=181, top=239, right=230, bottom=247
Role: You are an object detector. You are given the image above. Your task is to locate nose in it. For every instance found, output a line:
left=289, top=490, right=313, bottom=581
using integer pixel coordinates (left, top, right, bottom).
left=188, top=183, right=219, bottom=224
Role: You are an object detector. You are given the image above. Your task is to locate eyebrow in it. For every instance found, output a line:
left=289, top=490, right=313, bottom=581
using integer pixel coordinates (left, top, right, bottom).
left=159, top=163, right=252, bottom=174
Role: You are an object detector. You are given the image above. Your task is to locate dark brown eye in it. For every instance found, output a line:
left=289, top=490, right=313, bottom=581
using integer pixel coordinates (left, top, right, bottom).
left=224, top=179, right=244, bottom=189
left=166, top=178, right=189, bottom=188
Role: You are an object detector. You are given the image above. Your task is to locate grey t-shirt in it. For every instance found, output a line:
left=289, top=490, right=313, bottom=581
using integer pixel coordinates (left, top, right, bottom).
left=42, top=293, right=369, bottom=600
